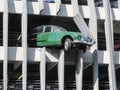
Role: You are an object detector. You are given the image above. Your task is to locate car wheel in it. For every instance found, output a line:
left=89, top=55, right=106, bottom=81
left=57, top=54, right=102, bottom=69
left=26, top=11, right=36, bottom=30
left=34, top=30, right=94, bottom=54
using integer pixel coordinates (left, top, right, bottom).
left=63, top=38, right=72, bottom=51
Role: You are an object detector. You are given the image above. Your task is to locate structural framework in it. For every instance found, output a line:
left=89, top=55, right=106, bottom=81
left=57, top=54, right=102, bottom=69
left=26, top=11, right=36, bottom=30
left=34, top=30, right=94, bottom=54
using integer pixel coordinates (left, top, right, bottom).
left=0, top=0, right=120, bottom=90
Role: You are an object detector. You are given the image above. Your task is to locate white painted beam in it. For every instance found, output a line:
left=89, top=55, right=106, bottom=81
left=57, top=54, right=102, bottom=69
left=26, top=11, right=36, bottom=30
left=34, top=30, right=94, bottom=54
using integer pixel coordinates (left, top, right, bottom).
left=38, top=0, right=44, bottom=13
left=71, top=0, right=79, bottom=16
left=92, top=50, right=99, bottom=90
left=118, top=0, right=120, bottom=8
left=58, top=50, right=64, bottom=90
left=3, top=0, right=8, bottom=89
left=76, top=50, right=83, bottom=90
left=71, top=0, right=94, bottom=40
left=22, top=0, right=28, bottom=89
left=40, top=47, right=46, bottom=90
left=1, top=47, right=120, bottom=64
left=103, top=0, right=117, bottom=90
left=88, top=0, right=98, bottom=49
left=88, top=0, right=99, bottom=90
left=1, top=1, right=120, bottom=20
left=0, top=0, right=3, bottom=12
left=55, top=0, right=61, bottom=14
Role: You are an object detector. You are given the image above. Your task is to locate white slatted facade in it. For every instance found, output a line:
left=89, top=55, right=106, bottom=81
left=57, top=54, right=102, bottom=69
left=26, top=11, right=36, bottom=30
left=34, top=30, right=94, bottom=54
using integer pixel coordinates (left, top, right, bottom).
left=0, top=0, right=120, bottom=90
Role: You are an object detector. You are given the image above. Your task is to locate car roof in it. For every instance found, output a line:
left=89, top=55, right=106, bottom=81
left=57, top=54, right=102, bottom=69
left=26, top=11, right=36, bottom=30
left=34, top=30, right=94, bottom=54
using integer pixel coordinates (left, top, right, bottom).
left=42, top=25, right=58, bottom=27
left=33, top=25, right=68, bottom=33
left=34, top=25, right=58, bottom=28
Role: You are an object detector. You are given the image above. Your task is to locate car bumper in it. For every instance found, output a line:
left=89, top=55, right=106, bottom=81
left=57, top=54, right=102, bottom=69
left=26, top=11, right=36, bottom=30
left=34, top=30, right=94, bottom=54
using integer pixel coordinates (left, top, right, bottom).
left=73, top=40, right=95, bottom=46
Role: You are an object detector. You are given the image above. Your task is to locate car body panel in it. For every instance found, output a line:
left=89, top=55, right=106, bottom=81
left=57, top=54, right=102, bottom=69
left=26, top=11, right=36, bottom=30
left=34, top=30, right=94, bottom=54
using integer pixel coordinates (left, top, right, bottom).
left=37, top=32, right=58, bottom=46
left=30, top=25, right=95, bottom=48
left=37, top=31, right=81, bottom=47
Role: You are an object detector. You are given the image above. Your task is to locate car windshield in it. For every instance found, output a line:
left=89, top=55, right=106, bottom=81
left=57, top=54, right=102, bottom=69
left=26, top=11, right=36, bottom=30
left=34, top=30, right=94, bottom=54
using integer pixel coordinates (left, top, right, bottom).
left=44, top=26, right=51, bottom=32
left=55, top=26, right=67, bottom=31
left=32, top=26, right=44, bottom=35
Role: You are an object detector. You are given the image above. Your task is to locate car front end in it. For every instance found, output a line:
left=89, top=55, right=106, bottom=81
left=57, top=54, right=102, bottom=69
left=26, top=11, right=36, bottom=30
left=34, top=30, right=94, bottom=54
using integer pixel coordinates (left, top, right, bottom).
left=73, top=33, right=95, bottom=46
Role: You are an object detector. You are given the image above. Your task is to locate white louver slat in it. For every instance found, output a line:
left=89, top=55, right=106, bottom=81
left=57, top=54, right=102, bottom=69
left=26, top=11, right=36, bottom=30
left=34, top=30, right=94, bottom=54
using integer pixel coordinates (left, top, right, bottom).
left=103, top=0, right=117, bottom=90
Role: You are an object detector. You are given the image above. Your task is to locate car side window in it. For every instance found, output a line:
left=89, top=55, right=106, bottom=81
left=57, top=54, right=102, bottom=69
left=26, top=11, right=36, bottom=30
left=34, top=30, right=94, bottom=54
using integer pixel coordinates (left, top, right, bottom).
left=37, top=26, right=44, bottom=33
left=30, top=26, right=44, bottom=37
left=53, top=26, right=60, bottom=32
left=53, top=27, right=57, bottom=32
left=44, top=26, right=51, bottom=32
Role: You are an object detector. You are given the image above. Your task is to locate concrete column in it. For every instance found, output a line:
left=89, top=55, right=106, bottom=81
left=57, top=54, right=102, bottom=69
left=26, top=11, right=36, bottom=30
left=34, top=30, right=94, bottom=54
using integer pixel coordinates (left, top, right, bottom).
left=93, top=50, right=99, bottom=90
left=22, top=0, right=27, bottom=89
left=38, top=0, right=44, bottom=13
left=3, top=0, right=8, bottom=89
left=88, top=0, right=99, bottom=90
left=71, top=0, right=94, bottom=39
left=40, top=47, right=46, bottom=90
left=58, top=50, right=64, bottom=90
left=71, top=0, right=79, bottom=15
left=55, top=0, right=61, bottom=14
left=103, top=0, right=117, bottom=90
left=88, top=0, right=98, bottom=48
left=76, top=50, right=83, bottom=90
left=118, top=0, right=120, bottom=8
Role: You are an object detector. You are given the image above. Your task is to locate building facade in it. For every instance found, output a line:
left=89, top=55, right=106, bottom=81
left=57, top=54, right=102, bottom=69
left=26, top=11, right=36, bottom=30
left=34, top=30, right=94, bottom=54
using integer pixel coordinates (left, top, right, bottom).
left=0, top=0, right=120, bottom=90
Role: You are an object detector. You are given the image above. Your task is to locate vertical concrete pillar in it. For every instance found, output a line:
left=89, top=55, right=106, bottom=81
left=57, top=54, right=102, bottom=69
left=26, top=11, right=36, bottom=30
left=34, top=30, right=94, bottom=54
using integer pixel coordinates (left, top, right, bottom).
left=88, top=0, right=99, bottom=90
left=55, top=0, right=61, bottom=14
left=22, top=0, right=27, bottom=89
left=118, top=0, right=120, bottom=8
left=38, top=0, right=44, bottom=13
left=3, top=0, right=8, bottom=89
left=58, top=50, right=64, bottom=90
left=93, top=50, right=99, bottom=90
left=76, top=50, right=83, bottom=90
left=71, top=0, right=94, bottom=39
left=40, top=47, right=46, bottom=90
left=103, top=0, right=117, bottom=90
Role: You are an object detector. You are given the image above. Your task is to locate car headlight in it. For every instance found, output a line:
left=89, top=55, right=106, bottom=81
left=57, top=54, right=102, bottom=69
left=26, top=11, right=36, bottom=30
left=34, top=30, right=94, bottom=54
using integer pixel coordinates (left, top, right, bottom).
left=81, top=34, right=92, bottom=42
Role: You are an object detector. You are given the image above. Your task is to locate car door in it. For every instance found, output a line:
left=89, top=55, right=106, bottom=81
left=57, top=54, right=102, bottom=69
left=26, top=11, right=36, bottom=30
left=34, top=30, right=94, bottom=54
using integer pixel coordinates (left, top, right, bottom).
left=36, top=26, right=47, bottom=46
left=37, top=26, right=53, bottom=46
left=44, top=26, right=59, bottom=46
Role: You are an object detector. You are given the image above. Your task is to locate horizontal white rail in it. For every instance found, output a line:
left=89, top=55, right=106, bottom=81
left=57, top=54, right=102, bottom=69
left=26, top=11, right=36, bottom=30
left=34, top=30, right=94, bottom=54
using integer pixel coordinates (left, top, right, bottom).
left=0, top=1, right=120, bottom=20
left=0, top=46, right=120, bottom=64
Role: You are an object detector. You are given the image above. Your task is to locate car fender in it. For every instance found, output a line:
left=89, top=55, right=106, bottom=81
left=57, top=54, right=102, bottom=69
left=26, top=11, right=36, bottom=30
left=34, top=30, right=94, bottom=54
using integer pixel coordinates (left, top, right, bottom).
left=61, top=35, right=73, bottom=45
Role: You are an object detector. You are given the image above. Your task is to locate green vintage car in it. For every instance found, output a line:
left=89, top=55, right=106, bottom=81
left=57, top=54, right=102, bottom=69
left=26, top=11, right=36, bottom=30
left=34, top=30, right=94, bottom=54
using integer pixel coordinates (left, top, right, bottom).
left=30, top=25, right=95, bottom=51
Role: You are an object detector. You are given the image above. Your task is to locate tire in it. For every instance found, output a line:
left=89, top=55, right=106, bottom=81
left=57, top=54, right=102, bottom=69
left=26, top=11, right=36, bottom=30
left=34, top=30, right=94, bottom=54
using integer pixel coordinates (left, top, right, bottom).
left=63, top=38, right=72, bottom=51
